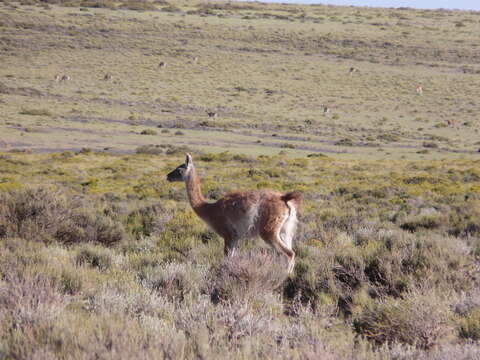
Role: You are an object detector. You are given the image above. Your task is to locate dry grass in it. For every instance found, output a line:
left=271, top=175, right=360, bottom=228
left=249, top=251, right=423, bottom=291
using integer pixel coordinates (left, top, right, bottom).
left=0, top=1, right=479, bottom=159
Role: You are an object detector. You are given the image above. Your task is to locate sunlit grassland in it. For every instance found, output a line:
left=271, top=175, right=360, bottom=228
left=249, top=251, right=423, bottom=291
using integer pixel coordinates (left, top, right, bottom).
left=0, top=151, right=480, bottom=358
left=1, top=1, right=480, bottom=358
left=0, top=1, right=479, bottom=159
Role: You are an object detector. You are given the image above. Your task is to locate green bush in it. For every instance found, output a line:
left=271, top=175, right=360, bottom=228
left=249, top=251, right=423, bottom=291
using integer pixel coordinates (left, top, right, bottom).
left=458, top=309, right=480, bottom=340
left=19, top=108, right=52, bottom=116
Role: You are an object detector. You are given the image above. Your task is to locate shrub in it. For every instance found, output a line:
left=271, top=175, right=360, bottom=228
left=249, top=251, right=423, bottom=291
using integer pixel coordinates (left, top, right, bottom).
left=448, top=200, right=480, bottom=237
left=334, top=138, right=354, bottom=146
left=458, top=308, right=480, bottom=340
left=377, top=133, right=400, bottom=142
left=119, top=1, right=157, bottom=11
left=75, top=245, right=112, bottom=270
left=58, top=267, right=83, bottom=294
left=140, top=129, right=157, bottom=135
left=211, top=249, right=287, bottom=304
left=0, top=188, right=125, bottom=245
left=125, top=203, right=173, bottom=238
left=353, top=290, right=451, bottom=349
left=400, top=212, right=444, bottom=232
left=19, top=108, right=52, bottom=116
left=0, top=272, right=68, bottom=330
left=422, top=141, right=438, bottom=148
left=135, top=144, right=164, bottom=155
left=142, top=262, right=209, bottom=301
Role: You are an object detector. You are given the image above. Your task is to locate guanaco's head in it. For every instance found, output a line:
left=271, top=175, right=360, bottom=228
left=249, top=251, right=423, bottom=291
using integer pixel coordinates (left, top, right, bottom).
left=166, top=154, right=193, bottom=182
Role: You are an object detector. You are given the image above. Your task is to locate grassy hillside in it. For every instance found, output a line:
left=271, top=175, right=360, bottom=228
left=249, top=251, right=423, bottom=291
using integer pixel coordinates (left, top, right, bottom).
left=0, top=0, right=479, bottom=159
left=0, top=0, right=480, bottom=359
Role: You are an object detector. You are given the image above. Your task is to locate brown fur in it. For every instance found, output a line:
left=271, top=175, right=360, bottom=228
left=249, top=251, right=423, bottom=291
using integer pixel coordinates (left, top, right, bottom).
left=447, top=119, right=460, bottom=129
left=169, top=155, right=300, bottom=273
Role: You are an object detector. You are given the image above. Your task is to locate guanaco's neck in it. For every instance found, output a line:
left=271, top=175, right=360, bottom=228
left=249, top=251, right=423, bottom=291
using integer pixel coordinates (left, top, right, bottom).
left=185, top=166, right=206, bottom=210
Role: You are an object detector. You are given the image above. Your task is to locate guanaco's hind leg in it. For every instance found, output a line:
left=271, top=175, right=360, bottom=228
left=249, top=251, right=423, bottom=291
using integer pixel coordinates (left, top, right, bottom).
left=223, top=236, right=238, bottom=257
left=260, top=229, right=295, bottom=274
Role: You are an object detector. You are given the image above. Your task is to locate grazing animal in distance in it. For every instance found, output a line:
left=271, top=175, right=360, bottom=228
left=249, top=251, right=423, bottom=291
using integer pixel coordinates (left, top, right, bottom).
left=206, top=111, right=218, bottom=118
left=60, top=75, right=71, bottom=82
left=167, top=154, right=300, bottom=273
left=446, top=119, right=459, bottom=129
left=192, top=56, right=199, bottom=64
left=54, top=74, right=61, bottom=82
left=349, top=67, right=358, bottom=76
left=103, top=73, right=113, bottom=81
left=158, top=62, right=166, bottom=68
left=322, top=105, right=330, bottom=115
left=416, top=85, right=423, bottom=95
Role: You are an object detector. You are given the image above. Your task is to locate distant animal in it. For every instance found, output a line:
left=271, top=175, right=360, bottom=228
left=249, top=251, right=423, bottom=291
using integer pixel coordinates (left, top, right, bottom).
left=446, top=119, right=459, bottom=129
left=158, top=62, right=167, bottom=68
left=349, top=67, right=358, bottom=76
left=167, top=154, right=300, bottom=273
left=322, top=105, right=330, bottom=115
left=54, top=74, right=61, bottom=82
left=416, top=85, right=423, bottom=95
left=192, top=56, right=199, bottom=64
left=206, top=111, right=218, bottom=118
left=60, top=75, right=71, bottom=82
left=1, top=140, right=10, bottom=151
left=103, top=73, right=113, bottom=81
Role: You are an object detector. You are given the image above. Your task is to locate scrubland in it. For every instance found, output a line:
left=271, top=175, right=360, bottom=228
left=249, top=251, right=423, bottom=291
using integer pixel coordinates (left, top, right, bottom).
left=0, top=152, right=479, bottom=358
left=0, top=0, right=480, bottom=358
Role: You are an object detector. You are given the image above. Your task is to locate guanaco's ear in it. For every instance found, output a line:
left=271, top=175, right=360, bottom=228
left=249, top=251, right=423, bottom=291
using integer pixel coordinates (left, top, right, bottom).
left=185, top=153, right=193, bottom=167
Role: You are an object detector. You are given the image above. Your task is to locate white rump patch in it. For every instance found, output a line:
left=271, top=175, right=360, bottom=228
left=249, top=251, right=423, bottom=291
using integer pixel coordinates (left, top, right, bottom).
left=280, top=201, right=297, bottom=249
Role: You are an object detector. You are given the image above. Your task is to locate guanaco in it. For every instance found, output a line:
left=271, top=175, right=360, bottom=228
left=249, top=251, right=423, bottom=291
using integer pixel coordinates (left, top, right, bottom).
left=167, top=154, right=300, bottom=273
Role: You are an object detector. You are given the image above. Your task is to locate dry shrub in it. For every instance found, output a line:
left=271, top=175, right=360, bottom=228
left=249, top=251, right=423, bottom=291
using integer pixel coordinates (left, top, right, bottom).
left=448, top=200, right=480, bottom=237
left=0, top=272, right=67, bottom=324
left=211, top=249, right=288, bottom=304
left=400, top=211, right=445, bottom=232
left=75, top=244, right=112, bottom=270
left=119, top=1, right=157, bottom=11
left=285, top=228, right=470, bottom=315
left=0, top=272, right=69, bottom=359
left=142, top=262, right=209, bottom=301
left=173, top=297, right=276, bottom=357
left=0, top=187, right=125, bottom=245
left=353, top=289, right=452, bottom=349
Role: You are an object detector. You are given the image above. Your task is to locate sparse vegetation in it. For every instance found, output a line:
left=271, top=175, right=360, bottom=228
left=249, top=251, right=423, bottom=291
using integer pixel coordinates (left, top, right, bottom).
left=140, top=129, right=157, bottom=135
left=0, top=152, right=479, bottom=358
left=0, top=0, right=478, bottom=159
left=0, top=0, right=479, bottom=358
